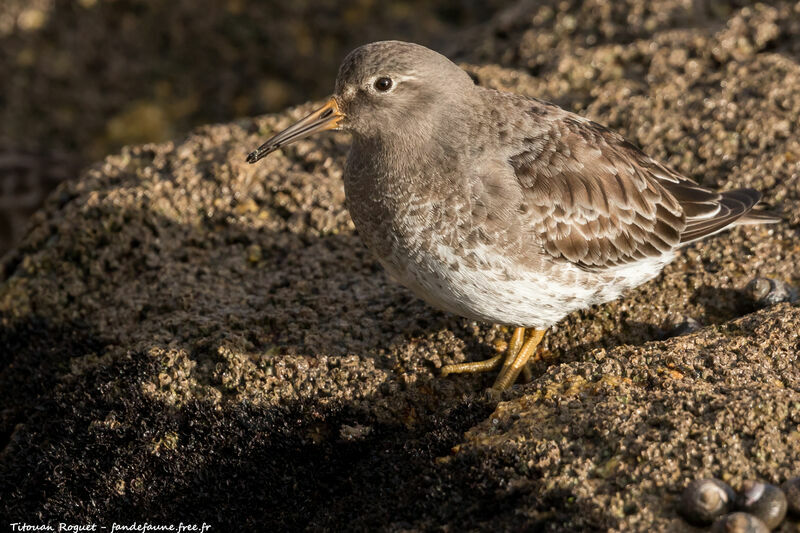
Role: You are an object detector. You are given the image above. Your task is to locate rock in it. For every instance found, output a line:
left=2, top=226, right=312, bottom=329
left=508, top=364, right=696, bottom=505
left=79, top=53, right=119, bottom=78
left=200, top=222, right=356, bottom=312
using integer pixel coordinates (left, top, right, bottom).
left=1, top=0, right=800, bottom=530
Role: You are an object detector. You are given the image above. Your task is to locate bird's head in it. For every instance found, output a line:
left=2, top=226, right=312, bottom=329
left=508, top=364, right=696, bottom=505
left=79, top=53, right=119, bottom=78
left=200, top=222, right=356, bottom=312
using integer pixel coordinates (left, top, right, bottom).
left=246, top=41, right=474, bottom=164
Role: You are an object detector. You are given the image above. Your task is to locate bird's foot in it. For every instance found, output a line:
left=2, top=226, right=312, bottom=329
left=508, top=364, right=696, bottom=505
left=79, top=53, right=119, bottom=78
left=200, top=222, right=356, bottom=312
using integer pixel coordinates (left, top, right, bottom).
left=440, top=326, right=525, bottom=377
left=491, top=329, right=546, bottom=391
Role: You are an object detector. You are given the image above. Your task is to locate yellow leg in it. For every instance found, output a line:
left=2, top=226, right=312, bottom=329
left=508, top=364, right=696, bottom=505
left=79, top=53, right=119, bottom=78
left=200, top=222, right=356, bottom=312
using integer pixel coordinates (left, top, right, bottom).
left=441, top=327, right=525, bottom=377
left=522, top=363, right=533, bottom=383
left=498, top=327, right=525, bottom=377
left=492, top=329, right=546, bottom=391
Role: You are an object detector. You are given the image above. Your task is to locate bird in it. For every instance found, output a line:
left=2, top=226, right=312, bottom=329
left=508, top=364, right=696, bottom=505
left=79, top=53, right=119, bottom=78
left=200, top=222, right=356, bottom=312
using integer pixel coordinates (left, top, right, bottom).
left=246, top=41, right=778, bottom=391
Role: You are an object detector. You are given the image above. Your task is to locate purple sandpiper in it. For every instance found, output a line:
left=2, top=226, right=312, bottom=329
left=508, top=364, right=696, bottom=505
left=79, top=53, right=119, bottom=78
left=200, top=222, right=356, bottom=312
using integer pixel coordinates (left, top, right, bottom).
left=247, top=41, right=778, bottom=390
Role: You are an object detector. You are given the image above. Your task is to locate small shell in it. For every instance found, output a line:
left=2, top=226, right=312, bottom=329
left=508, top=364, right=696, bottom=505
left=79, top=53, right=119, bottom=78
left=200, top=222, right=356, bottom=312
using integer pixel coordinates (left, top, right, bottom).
left=670, top=317, right=701, bottom=337
left=711, top=513, right=769, bottom=533
left=736, top=480, right=787, bottom=529
left=745, top=277, right=798, bottom=307
left=680, top=478, right=736, bottom=525
left=780, top=477, right=800, bottom=515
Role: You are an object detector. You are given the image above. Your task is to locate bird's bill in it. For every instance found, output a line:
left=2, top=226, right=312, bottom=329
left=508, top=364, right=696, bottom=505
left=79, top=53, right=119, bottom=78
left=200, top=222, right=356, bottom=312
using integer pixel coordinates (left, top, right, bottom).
left=246, top=97, right=344, bottom=164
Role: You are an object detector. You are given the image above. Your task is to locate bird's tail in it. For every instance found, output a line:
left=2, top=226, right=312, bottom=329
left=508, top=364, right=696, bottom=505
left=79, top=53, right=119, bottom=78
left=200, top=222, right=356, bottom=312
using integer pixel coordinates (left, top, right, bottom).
left=680, top=188, right=780, bottom=244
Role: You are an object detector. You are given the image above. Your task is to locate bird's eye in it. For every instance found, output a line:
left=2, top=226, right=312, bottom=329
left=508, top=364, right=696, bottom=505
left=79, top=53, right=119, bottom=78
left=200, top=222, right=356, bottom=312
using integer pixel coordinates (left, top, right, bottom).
left=373, top=77, right=393, bottom=92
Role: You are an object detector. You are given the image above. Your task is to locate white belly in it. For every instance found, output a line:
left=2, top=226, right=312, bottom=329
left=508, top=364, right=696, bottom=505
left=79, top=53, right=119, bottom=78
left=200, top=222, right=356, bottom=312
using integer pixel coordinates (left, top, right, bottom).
left=378, top=243, right=675, bottom=328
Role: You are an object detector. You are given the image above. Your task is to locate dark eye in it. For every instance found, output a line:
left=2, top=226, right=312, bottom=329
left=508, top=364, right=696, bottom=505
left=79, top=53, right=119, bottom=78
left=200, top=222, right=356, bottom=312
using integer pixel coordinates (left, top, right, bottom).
left=374, top=77, right=393, bottom=92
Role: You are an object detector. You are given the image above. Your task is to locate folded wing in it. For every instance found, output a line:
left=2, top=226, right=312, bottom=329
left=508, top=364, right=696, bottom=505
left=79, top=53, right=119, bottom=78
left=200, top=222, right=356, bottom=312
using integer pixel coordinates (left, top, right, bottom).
left=509, top=105, right=773, bottom=271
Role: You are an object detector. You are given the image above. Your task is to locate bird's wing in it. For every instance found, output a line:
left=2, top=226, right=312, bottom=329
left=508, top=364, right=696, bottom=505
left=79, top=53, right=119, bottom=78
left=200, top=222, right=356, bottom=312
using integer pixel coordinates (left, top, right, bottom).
left=508, top=106, right=762, bottom=271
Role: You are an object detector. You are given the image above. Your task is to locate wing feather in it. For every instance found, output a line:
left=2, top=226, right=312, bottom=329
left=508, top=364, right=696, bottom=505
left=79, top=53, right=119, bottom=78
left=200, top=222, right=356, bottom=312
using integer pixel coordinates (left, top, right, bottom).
left=506, top=103, right=772, bottom=271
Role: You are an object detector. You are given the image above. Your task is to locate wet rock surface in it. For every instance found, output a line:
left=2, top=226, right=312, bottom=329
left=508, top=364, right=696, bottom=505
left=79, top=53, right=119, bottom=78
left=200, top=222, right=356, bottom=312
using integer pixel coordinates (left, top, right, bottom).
left=2, top=1, right=800, bottom=530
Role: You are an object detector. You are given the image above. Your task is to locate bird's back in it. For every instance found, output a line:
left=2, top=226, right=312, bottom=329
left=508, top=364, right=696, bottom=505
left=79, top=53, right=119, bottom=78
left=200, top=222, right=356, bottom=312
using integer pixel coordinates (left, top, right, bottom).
left=476, top=87, right=779, bottom=273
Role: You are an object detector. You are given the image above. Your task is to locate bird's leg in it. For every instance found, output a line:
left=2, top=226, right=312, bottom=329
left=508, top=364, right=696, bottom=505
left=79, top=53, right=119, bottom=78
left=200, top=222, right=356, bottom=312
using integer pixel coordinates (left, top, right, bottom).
left=498, top=327, right=525, bottom=378
left=522, top=363, right=533, bottom=383
left=492, top=329, right=546, bottom=391
left=441, top=327, right=525, bottom=377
